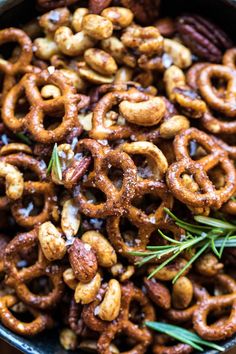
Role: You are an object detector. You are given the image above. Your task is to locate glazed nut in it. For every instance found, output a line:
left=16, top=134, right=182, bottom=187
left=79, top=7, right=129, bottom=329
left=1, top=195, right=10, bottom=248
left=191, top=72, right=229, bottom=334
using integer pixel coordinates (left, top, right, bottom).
left=154, top=17, right=176, bottom=37
left=101, top=36, right=128, bottom=64
left=61, top=199, right=81, bottom=238
left=81, top=231, right=117, bottom=267
left=78, top=65, right=114, bottom=84
left=159, top=115, right=190, bottom=138
left=59, top=328, right=77, bottom=350
left=78, top=112, right=93, bottom=131
left=72, top=8, right=89, bottom=32
left=74, top=272, right=101, bottom=304
left=0, top=161, right=23, bottom=200
left=172, top=276, right=193, bottom=309
left=101, top=7, right=134, bottom=29
left=164, top=65, right=186, bottom=100
left=0, top=143, right=32, bottom=156
left=38, top=221, right=67, bottom=261
left=120, top=265, right=135, bottom=282
left=119, top=97, right=166, bottom=126
left=144, top=278, right=171, bottom=310
left=84, top=48, right=118, bottom=76
left=41, top=84, right=61, bottom=99
left=79, top=340, right=119, bottom=353
left=82, top=14, right=113, bottom=40
left=68, top=238, right=98, bottom=283
left=59, top=69, right=86, bottom=91
left=163, top=38, right=192, bottom=69
left=33, top=37, right=59, bottom=60
left=114, top=66, right=133, bottom=83
left=195, top=253, right=224, bottom=276
left=63, top=268, right=78, bottom=290
left=54, top=26, right=95, bottom=56
left=98, top=279, right=121, bottom=321
left=39, top=7, right=71, bottom=34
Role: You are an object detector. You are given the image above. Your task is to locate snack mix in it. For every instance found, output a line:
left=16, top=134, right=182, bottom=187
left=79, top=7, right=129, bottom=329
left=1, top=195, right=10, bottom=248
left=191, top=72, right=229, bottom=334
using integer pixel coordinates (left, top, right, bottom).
left=0, top=0, right=236, bottom=353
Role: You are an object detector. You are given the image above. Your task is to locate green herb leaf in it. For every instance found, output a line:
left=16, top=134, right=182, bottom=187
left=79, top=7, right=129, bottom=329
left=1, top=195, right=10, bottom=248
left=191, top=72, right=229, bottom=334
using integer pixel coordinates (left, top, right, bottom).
left=145, top=322, right=225, bottom=352
left=47, top=144, right=62, bottom=181
left=194, top=215, right=236, bottom=230
left=15, top=133, right=32, bottom=145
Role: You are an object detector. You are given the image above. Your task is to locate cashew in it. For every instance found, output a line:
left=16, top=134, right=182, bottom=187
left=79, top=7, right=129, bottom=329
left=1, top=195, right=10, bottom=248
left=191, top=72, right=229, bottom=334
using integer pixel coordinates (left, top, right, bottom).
left=0, top=161, right=23, bottom=200
left=172, top=276, right=193, bottom=309
left=120, top=141, right=168, bottom=180
left=163, top=39, right=192, bottom=69
left=59, top=328, right=77, bottom=350
left=54, top=26, right=95, bottom=56
left=72, top=8, right=89, bottom=32
left=82, top=14, right=113, bottom=40
left=59, top=69, right=86, bottom=91
left=164, top=65, right=185, bottom=100
left=84, top=48, right=117, bottom=76
left=78, top=112, right=93, bottom=131
left=114, top=66, right=133, bottom=83
left=63, top=268, right=78, bottom=290
left=41, top=84, right=61, bottom=99
left=39, top=7, right=71, bottom=35
left=159, top=115, right=190, bottom=138
left=98, top=279, right=121, bottom=321
left=61, top=199, right=81, bottom=238
left=119, top=97, right=166, bottom=126
left=0, top=143, right=32, bottom=156
left=78, top=65, right=114, bottom=84
left=34, top=37, right=59, bottom=60
left=101, top=36, right=129, bottom=64
left=81, top=231, right=117, bottom=267
left=101, top=7, right=133, bottom=29
left=74, top=273, right=101, bottom=304
left=38, top=221, right=66, bottom=261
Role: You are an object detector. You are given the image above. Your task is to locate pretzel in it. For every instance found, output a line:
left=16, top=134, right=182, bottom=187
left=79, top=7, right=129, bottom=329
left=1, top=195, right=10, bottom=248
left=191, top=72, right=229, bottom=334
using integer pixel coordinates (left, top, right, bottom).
left=198, top=64, right=236, bottom=117
left=186, top=62, right=209, bottom=90
left=153, top=337, right=193, bottom=354
left=0, top=234, right=10, bottom=273
left=166, top=128, right=236, bottom=209
left=69, top=299, right=92, bottom=337
left=97, top=282, right=155, bottom=354
left=193, top=274, right=236, bottom=340
left=201, top=108, right=236, bottom=134
left=4, top=229, right=64, bottom=309
left=73, top=139, right=137, bottom=217
left=2, top=70, right=82, bottom=142
left=0, top=295, right=53, bottom=336
left=0, top=153, right=57, bottom=228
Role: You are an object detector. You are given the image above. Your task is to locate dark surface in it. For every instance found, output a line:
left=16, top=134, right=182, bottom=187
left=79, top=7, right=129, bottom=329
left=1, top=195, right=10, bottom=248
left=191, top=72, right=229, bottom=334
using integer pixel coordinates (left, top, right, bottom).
left=0, top=0, right=236, bottom=353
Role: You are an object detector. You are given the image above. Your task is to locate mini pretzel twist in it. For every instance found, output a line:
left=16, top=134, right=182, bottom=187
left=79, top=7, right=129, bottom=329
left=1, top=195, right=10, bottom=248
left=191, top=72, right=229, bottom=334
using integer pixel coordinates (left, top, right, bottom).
left=4, top=229, right=64, bottom=309
left=0, top=295, right=53, bottom=336
left=97, top=282, right=155, bottom=354
left=73, top=139, right=137, bottom=217
left=0, top=153, right=57, bottom=228
left=166, top=128, right=236, bottom=209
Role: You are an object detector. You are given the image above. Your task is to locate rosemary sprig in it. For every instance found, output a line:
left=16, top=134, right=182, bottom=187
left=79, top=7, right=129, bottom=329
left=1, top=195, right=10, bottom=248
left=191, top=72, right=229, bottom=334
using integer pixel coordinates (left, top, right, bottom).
left=47, top=143, right=62, bottom=181
left=129, top=208, right=236, bottom=283
left=15, top=132, right=32, bottom=145
left=145, top=322, right=225, bottom=352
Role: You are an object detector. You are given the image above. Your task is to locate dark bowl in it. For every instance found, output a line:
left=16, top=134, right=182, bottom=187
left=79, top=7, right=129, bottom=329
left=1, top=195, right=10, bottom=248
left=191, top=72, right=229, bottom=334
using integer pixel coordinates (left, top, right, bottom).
left=0, top=0, right=236, bottom=353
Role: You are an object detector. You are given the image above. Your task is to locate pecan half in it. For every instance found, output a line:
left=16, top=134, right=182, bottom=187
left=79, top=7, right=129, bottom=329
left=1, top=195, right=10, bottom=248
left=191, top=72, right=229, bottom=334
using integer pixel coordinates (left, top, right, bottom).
left=63, top=156, right=91, bottom=189
left=176, top=15, right=233, bottom=62
left=68, top=238, right=98, bottom=283
left=120, top=0, right=160, bottom=25
left=144, top=278, right=171, bottom=310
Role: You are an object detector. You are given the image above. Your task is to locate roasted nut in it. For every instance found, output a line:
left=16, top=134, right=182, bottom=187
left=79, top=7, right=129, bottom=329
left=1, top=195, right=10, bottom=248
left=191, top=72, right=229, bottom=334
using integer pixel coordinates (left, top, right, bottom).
left=72, top=8, right=89, bottom=32
left=98, top=279, right=121, bottom=321
left=78, top=112, right=93, bottom=131
left=68, top=238, right=98, bottom=283
left=51, top=144, right=74, bottom=185
left=61, top=199, right=81, bottom=238
left=101, top=36, right=135, bottom=66
left=172, top=276, right=193, bottom=309
left=195, top=253, right=224, bottom=276
left=114, top=66, right=133, bottom=83
left=159, top=115, right=190, bottom=138
left=59, top=68, right=86, bottom=91
left=82, top=14, right=113, bottom=40
left=78, top=64, right=114, bottom=84
left=0, top=143, right=32, bottom=156
left=163, top=38, right=192, bottom=69
left=81, top=231, right=117, bottom=267
left=39, top=7, right=71, bottom=35
left=84, top=48, right=118, bottom=75
left=34, top=37, right=59, bottom=60
left=54, top=26, right=95, bottom=56
left=38, top=221, right=67, bottom=261
left=148, top=258, right=190, bottom=281
left=41, top=84, right=61, bottom=99
left=110, top=263, right=135, bottom=282
left=119, top=96, right=166, bottom=126
left=101, top=7, right=133, bottom=29
left=155, top=17, right=176, bottom=37
left=164, top=65, right=186, bottom=100
left=63, top=268, right=78, bottom=290
left=0, top=161, right=23, bottom=200
left=120, top=0, right=160, bottom=25
left=144, top=278, right=171, bottom=309
left=74, top=272, right=101, bottom=304
left=59, top=328, right=77, bottom=350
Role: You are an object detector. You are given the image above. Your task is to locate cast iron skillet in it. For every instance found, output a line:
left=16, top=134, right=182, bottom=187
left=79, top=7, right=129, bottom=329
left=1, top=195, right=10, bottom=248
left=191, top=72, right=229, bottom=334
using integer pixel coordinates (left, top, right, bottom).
left=0, top=0, right=236, bottom=353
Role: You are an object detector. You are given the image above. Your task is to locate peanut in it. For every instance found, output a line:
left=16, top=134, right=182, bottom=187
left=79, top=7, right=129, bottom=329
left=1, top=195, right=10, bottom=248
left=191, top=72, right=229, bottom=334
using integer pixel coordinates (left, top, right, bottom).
left=98, top=279, right=121, bottom=321
left=172, top=276, right=193, bottom=309
left=82, top=14, right=113, bottom=40
left=61, top=199, right=80, bottom=238
left=63, top=268, right=78, bottom=290
left=38, top=221, right=66, bottom=261
left=74, top=272, right=101, bottom=304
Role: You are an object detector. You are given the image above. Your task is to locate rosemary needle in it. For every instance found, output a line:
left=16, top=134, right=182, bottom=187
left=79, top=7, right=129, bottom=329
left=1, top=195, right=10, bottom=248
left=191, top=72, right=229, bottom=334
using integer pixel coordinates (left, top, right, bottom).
left=47, top=143, right=62, bottom=181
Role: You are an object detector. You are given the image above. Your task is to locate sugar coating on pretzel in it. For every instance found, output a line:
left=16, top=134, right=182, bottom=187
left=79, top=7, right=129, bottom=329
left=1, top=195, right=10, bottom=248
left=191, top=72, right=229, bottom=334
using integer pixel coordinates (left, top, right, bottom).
left=0, top=1, right=236, bottom=352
